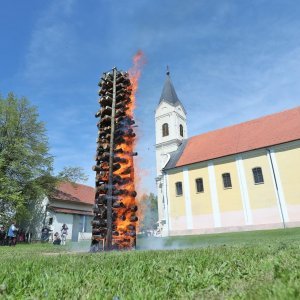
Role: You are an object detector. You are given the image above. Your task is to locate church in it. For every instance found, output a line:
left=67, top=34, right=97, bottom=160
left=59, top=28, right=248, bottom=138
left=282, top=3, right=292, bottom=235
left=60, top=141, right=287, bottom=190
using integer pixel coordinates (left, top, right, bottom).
left=155, top=70, right=300, bottom=236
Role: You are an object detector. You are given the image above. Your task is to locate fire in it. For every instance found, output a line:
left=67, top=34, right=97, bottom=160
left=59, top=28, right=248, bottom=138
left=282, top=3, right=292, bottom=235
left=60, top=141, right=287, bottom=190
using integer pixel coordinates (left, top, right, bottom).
left=91, top=51, right=145, bottom=251
left=128, top=50, right=146, bottom=113
left=113, top=51, right=145, bottom=248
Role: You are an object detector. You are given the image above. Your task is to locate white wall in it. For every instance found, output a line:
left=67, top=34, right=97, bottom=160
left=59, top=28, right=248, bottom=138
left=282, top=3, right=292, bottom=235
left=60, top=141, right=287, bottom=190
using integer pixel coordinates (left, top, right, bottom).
left=46, top=213, right=93, bottom=241
left=155, top=102, right=187, bottom=146
left=155, top=101, right=187, bottom=228
left=43, top=198, right=94, bottom=241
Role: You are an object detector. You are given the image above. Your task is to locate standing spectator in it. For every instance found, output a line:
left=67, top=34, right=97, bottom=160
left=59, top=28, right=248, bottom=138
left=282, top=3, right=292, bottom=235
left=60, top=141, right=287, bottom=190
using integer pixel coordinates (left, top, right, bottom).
left=61, top=224, right=68, bottom=245
left=7, top=221, right=18, bottom=246
left=0, top=225, right=6, bottom=246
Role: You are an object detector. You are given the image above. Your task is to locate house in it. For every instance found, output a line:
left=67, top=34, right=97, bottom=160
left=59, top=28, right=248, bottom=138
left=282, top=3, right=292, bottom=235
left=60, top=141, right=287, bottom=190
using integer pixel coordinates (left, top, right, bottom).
left=44, top=182, right=94, bottom=242
left=155, top=70, right=300, bottom=236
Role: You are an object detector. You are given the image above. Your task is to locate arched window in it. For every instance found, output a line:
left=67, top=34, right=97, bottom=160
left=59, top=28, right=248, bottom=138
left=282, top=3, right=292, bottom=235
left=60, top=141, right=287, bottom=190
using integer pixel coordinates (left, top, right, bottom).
left=252, top=167, right=264, bottom=184
left=222, top=173, right=232, bottom=188
left=195, top=178, right=204, bottom=193
left=162, top=123, right=169, bottom=137
left=180, top=124, right=184, bottom=137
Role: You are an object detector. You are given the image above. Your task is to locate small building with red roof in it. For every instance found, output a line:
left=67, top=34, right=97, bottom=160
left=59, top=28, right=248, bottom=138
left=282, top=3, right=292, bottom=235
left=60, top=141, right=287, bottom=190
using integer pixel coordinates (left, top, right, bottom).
left=155, top=71, right=300, bottom=236
left=43, top=182, right=94, bottom=242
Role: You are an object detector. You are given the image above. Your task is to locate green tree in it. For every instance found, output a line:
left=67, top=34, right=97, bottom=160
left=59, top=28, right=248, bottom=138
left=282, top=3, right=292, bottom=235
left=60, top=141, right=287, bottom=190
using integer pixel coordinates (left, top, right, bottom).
left=0, top=93, right=53, bottom=225
left=0, top=157, right=22, bottom=225
left=0, top=93, right=87, bottom=232
left=58, top=166, right=89, bottom=183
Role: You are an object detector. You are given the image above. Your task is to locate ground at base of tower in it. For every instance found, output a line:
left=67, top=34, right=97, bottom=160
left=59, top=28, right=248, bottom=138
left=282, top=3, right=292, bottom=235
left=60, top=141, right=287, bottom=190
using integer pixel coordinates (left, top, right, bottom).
left=1, top=227, right=300, bottom=299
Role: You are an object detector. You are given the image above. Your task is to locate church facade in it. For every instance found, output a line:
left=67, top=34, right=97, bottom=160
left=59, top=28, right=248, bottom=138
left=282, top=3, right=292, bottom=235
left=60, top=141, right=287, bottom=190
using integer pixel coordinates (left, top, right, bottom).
left=155, top=71, right=300, bottom=236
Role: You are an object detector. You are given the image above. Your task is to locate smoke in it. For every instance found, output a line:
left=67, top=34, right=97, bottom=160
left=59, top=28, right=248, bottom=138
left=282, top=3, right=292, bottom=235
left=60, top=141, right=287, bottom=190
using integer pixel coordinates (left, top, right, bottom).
left=137, top=236, right=208, bottom=251
left=67, top=241, right=91, bottom=253
left=136, top=193, right=157, bottom=233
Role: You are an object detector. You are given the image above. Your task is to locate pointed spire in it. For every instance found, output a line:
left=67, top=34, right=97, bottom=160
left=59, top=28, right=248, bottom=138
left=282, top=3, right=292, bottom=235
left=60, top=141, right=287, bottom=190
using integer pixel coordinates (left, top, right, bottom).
left=159, top=67, right=185, bottom=111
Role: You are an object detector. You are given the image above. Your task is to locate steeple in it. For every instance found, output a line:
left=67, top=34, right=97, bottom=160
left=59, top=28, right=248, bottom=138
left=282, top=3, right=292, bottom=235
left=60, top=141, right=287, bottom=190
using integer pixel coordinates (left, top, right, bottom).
left=155, top=67, right=188, bottom=236
left=155, top=67, right=188, bottom=167
left=159, top=68, right=185, bottom=111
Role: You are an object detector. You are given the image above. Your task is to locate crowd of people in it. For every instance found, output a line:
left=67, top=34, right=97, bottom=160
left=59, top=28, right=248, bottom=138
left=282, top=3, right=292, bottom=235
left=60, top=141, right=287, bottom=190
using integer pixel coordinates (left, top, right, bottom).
left=41, top=223, right=68, bottom=245
left=0, top=221, right=69, bottom=246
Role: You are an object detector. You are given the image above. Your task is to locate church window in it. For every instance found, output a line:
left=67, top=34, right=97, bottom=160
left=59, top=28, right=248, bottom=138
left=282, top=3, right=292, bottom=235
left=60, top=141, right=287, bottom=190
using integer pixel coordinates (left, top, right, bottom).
left=195, top=178, right=204, bottom=193
left=252, top=167, right=264, bottom=184
left=222, top=173, right=232, bottom=188
left=180, top=124, right=184, bottom=137
left=175, top=182, right=183, bottom=196
left=162, top=123, right=169, bottom=137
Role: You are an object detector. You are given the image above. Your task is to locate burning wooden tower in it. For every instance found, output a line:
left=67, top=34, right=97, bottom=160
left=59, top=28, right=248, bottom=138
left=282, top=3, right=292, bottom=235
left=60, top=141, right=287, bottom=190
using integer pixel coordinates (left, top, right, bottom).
left=91, top=67, right=138, bottom=251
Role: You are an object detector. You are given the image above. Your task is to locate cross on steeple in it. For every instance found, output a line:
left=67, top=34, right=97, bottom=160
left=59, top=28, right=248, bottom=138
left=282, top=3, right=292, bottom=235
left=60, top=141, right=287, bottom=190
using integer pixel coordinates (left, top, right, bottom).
left=166, top=65, right=170, bottom=76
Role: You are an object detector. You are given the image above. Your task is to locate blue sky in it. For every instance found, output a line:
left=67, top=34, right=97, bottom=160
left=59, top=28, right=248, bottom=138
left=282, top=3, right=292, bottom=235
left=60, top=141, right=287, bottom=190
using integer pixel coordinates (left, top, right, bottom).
left=1, top=0, right=300, bottom=194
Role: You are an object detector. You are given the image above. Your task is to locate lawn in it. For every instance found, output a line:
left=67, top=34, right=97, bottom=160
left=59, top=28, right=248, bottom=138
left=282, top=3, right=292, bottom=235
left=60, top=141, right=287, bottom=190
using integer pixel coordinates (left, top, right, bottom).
left=1, top=228, right=300, bottom=299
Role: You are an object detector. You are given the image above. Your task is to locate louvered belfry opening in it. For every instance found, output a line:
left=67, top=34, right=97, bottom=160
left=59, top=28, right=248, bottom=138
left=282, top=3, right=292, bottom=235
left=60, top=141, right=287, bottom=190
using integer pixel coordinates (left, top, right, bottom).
left=90, top=67, right=138, bottom=251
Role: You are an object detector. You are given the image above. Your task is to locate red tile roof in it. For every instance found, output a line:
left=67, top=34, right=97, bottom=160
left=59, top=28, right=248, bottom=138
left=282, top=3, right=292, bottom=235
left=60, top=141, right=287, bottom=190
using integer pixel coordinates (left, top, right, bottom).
left=52, top=182, right=95, bottom=205
left=176, top=106, right=300, bottom=167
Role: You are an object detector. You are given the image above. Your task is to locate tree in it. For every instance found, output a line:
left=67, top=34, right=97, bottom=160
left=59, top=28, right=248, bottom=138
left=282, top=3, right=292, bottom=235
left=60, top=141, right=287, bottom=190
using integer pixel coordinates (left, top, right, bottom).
left=137, top=193, right=158, bottom=233
left=58, top=166, right=89, bottom=183
left=0, top=157, right=22, bottom=225
left=0, top=93, right=87, bottom=232
left=0, top=93, right=53, bottom=225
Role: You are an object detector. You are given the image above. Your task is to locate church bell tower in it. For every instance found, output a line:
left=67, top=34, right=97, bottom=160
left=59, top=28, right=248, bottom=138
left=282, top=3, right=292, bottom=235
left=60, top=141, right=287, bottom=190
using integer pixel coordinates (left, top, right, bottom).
left=155, top=68, right=187, bottom=235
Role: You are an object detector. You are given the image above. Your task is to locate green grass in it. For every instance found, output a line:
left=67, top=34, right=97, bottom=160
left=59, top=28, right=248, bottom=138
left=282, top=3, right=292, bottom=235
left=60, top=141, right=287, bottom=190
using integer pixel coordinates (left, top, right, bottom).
left=138, top=226, right=300, bottom=249
left=1, top=228, right=300, bottom=299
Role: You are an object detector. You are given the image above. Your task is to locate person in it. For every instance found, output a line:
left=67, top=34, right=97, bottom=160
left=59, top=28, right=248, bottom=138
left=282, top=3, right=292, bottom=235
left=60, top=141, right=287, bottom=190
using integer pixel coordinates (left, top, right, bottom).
left=53, top=232, right=61, bottom=245
left=7, top=221, right=18, bottom=246
left=61, top=224, right=68, bottom=245
left=41, top=226, right=51, bottom=242
left=0, top=225, right=6, bottom=246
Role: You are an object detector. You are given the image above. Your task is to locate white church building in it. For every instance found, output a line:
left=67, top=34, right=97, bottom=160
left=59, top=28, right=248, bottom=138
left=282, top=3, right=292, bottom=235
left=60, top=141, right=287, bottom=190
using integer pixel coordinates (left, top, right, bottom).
left=155, top=70, right=188, bottom=235
left=155, top=70, right=300, bottom=237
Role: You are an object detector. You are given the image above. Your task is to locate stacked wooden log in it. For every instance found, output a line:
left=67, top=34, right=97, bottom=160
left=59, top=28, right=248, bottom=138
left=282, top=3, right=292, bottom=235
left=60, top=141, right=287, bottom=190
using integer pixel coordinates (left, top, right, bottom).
left=91, top=68, right=138, bottom=251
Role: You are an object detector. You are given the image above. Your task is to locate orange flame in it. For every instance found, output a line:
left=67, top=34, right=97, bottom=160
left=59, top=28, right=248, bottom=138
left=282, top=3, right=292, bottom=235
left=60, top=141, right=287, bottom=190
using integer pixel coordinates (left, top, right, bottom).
left=113, top=50, right=145, bottom=248
left=128, top=50, right=146, bottom=113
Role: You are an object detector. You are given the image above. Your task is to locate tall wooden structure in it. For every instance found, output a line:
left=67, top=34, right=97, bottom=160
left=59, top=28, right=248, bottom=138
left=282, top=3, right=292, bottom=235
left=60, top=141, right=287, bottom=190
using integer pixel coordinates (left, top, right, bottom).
left=91, top=68, right=138, bottom=251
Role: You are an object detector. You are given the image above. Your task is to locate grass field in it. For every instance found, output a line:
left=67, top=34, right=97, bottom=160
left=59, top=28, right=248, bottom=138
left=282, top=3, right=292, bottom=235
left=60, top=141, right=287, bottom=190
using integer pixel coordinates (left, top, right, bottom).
left=1, top=228, right=300, bottom=299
